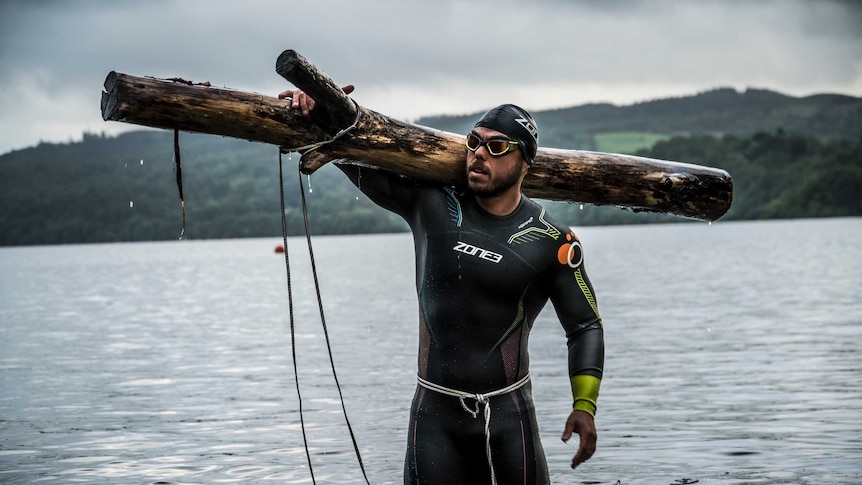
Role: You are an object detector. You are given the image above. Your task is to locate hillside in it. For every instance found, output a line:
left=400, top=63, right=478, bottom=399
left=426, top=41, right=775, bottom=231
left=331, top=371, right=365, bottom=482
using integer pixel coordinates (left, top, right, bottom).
left=418, top=87, right=862, bottom=151
left=1, top=88, right=860, bottom=246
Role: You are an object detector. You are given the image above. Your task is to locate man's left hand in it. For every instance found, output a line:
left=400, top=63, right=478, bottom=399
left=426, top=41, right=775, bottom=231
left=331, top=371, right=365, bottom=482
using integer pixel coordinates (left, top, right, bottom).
left=561, top=409, right=597, bottom=468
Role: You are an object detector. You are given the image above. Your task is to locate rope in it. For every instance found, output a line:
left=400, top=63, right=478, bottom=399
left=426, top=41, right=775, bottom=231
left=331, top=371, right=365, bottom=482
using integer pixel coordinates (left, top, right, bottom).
left=278, top=151, right=316, bottom=482
left=172, top=129, right=186, bottom=239
left=278, top=150, right=371, bottom=485
left=275, top=98, right=368, bottom=482
left=296, top=162, right=371, bottom=484
left=279, top=98, right=362, bottom=156
left=416, top=373, right=531, bottom=485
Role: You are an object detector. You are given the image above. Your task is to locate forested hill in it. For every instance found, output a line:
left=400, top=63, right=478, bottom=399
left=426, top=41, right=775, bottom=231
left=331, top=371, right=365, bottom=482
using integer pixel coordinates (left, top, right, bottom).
left=418, top=87, right=862, bottom=151
left=1, top=88, right=860, bottom=246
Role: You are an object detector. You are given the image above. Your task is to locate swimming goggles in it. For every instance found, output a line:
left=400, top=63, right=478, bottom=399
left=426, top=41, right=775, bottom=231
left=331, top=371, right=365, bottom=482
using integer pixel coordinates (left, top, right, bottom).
left=465, top=132, right=520, bottom=157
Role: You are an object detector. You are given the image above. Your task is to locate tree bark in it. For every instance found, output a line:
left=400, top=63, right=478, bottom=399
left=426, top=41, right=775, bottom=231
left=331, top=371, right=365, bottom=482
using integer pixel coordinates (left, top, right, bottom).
left=100, top=71, right=329, bottom=147
left=102, top=53, right=733, bottom=221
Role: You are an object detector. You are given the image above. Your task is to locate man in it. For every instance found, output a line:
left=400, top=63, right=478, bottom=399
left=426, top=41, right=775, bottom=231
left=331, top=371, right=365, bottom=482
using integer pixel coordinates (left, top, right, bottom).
left=280, top=86, right=604, bottom=485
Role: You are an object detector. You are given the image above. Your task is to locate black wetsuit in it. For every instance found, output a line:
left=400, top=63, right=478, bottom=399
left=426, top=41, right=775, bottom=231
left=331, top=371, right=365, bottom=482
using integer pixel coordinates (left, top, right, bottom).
left=340, top=165, right=604, bottom=485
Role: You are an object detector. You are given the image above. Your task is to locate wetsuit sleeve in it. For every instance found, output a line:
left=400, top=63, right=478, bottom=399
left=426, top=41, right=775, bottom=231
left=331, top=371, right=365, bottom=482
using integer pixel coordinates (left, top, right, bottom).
left=335, top=162, right=417, bottom=219
left=548, top=243, right=605, bottom=416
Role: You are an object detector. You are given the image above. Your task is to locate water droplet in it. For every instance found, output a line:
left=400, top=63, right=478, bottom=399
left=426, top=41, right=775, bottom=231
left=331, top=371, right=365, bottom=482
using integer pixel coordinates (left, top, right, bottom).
left=307, top=175, right=313, bottom=193
left=140, top=159, right=144, bottom=165
left=708, top=221, right=713, bottom=226
left=129, top=201, right=134, bottom=208
left=579, top=203, right=584, bottom=210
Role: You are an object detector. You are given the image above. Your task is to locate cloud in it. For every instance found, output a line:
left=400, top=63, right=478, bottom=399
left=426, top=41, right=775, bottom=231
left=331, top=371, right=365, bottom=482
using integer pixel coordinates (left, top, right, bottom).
left=0, top=0, right=860, bottom=155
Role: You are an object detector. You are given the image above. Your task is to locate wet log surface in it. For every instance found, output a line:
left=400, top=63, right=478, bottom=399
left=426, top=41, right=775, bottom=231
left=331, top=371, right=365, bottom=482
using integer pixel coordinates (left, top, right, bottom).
left=102, top=51, right=732, bottom=220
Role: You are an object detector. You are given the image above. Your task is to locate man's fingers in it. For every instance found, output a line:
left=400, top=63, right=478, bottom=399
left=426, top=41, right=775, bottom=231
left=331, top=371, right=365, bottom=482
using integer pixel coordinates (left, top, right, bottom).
left=280, top=85, right=355, bottom=116
left=280, top=85, right=355, bottom=115
left=288, top=92, right=313, bottom=115
left=300, top=94, right=315, bottom=115
left=561, top=410, right=581, bottom=442
left=571, top=423, right=597, bottom=468
left=570, top=435, right=596, bottom=468
left=561, top=418, right=574, bottom=442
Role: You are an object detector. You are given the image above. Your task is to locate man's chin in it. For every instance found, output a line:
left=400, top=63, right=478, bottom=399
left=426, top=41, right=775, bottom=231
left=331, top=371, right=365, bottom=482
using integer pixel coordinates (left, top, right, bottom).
left=467, top=182, right=503, bottom=198
left=466, top=167, right=522, bottom=198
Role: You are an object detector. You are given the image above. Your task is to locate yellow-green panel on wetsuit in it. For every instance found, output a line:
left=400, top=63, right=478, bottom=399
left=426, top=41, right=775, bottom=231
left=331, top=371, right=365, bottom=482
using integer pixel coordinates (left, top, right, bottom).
left=570, top=374, right=601, bottom=416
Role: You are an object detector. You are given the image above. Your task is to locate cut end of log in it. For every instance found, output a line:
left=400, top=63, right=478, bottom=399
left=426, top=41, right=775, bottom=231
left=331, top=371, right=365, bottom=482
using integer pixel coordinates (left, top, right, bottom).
left=299, top=150, right=333, bottom=174
left=275, top=50, right=299, bottom=75
left=101, top=71, right=120, bottom=121
left=275, top=49, right=356, bottom=135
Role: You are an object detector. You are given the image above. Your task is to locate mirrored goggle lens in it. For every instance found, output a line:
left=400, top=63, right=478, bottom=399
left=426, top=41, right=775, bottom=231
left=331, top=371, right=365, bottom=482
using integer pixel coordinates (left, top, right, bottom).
left=465, top=133, right=483, bottom=151
left=465, top=133, right=518, bottom=156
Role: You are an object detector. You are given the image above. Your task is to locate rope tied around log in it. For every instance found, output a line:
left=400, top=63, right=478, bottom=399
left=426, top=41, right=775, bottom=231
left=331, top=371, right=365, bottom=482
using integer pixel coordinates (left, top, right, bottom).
left=279, top=98, right=361, bottom=157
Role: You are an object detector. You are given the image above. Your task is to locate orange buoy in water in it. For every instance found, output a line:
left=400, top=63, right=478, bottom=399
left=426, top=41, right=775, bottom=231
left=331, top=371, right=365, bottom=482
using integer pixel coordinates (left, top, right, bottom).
left=274, top=245, right=285, bottom=254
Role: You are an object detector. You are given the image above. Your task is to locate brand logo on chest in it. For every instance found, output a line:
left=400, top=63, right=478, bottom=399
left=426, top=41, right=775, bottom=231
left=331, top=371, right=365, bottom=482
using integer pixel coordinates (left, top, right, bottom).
left=453, top=241, right=503, bottom=264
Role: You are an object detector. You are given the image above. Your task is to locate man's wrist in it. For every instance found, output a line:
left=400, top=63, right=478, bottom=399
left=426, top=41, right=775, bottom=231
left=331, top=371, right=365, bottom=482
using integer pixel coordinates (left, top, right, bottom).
left=573, top=399, right=597, bottom=416
left=570, top=374, right=601, bottom=416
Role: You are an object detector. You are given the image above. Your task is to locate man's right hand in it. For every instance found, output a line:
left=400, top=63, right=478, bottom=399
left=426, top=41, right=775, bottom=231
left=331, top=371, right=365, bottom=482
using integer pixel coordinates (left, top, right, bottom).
left=278, top=85, right=355, bottom=116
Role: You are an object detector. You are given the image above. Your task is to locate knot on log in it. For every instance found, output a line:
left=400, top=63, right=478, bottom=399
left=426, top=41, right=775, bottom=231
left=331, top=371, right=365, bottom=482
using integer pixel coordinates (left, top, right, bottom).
left=660, top=173, right=693, bottom=189
left=166, top=77, right=212, bottom=87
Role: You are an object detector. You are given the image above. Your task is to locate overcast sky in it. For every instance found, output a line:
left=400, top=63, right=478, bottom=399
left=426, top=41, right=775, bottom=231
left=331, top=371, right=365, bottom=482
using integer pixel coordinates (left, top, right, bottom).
left=0, top=0, right=859, bottom=155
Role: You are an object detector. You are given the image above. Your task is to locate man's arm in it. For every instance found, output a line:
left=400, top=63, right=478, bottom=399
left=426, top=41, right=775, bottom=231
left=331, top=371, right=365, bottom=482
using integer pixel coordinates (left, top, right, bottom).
left=560, top=332, right=603, bottom=469
left=279, top=86, right=416, bottom=218
left=335, top=162, right=416, bottom=219
left=548, top=232, right=605, bottom=469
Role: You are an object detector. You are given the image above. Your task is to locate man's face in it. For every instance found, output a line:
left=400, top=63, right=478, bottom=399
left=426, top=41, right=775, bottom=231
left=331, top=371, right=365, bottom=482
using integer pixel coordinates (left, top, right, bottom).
left=466, top=127, right=527, bottom=198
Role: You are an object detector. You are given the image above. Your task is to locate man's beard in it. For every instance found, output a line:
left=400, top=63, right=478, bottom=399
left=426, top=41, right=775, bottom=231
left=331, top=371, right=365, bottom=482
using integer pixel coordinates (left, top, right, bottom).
left=467, top=160, right=523, bottom=198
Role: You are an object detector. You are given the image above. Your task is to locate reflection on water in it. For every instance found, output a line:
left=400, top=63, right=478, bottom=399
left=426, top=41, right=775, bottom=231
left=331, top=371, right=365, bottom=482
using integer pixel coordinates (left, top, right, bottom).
left=0, top=218, right=860, bottom=484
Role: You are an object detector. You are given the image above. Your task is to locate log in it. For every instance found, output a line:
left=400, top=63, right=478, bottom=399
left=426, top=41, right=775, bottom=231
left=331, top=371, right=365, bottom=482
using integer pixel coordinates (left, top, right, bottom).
left=275, top=49, right=357, bottom=134
left=101, top=51, right=733, bottom=221
left=100, top=72, right=330, bottom=147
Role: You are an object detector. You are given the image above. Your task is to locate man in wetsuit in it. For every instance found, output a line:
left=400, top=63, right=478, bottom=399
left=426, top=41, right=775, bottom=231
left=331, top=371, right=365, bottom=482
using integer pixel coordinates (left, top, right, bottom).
left=280, top=86, right=604, bottom=485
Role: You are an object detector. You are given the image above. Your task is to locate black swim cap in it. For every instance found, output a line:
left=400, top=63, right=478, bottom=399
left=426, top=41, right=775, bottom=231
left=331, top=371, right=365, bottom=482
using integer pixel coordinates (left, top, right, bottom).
left=473, top=104, right=539, bottom=164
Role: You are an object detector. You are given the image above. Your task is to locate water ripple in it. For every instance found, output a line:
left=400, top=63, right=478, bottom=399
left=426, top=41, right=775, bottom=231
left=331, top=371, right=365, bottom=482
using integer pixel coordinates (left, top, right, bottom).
left=1, top=220, right=860, bottom=484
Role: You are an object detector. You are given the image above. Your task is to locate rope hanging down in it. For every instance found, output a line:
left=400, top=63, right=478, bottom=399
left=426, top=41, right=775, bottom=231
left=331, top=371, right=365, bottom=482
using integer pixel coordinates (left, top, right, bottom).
left=168, top=130, right=367, bottom=483
left=277, top=152, right=315, bottom=481
left=173, top=129, right=186, bottom=239
left=278, top=150, right=370, bottom=485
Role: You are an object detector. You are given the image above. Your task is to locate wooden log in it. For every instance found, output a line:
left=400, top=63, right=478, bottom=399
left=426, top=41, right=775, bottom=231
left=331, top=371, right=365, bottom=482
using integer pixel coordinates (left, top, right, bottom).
left=275, top=49, right=357, bottom=134
left=101, top=54, right=733, bottom=221
left=274, top=50, right=732, bottom=221
left=101, top=71, right=329, bottom=147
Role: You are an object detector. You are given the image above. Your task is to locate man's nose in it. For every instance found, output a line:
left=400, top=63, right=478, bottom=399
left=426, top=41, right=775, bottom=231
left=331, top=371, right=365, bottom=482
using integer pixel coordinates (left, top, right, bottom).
left=473, top=143, right=490, bottom=159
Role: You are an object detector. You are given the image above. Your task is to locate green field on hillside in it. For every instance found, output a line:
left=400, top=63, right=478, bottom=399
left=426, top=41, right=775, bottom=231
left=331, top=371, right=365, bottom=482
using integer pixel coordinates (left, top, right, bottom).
left=594, top=131, right=670, bottom=154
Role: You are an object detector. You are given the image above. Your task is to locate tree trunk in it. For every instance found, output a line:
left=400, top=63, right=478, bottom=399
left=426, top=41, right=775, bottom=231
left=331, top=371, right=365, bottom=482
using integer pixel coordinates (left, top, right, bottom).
left=101, top=51, right=733, bottom=221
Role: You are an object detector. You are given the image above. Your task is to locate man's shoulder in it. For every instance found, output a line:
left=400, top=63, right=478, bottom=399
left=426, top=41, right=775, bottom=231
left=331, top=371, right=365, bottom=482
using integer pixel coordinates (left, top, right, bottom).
left=521, top=195, right=570, bottom=230
left=501, top=195, right=579, bottom=249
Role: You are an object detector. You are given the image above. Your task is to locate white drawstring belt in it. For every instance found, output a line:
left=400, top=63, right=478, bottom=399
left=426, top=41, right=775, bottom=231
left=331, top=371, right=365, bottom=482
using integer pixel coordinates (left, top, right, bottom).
left=416, top=373, right=531, bottom=485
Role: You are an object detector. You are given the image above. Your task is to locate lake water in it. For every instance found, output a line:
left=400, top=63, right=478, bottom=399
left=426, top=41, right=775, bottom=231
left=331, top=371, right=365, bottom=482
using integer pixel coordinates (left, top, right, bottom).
left=1, top=217, right=860, bottom=484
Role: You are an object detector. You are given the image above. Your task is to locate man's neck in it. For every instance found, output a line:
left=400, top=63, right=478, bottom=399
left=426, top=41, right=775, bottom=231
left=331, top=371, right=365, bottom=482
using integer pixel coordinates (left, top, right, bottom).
left=474, top=190, right=522, bottom=216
